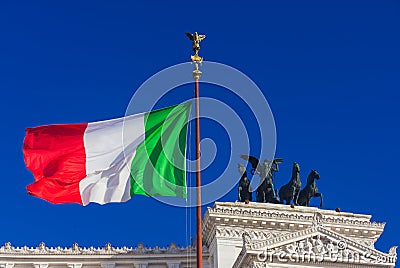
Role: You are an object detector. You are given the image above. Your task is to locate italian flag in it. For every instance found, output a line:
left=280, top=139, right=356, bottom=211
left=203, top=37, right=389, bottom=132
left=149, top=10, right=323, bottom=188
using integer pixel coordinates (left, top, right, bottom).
left=23, top=102, right=191, bottom=206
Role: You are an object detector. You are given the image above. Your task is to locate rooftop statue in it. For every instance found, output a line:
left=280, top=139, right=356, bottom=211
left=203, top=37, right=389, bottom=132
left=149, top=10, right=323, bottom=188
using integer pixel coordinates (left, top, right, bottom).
left=240, top=155, right=282, bottom=204
left=237, top=156, right=323, bottom=207
left=297, top=170, right=323, bottom=207
left=279, top=162, right=301, bottom=205
left=237, top=164, right=252, bottom=203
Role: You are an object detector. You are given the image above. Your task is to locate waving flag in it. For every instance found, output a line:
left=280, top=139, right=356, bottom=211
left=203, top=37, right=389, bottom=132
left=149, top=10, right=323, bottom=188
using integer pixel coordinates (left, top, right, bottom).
left=23, top=102, right=191, bottom=205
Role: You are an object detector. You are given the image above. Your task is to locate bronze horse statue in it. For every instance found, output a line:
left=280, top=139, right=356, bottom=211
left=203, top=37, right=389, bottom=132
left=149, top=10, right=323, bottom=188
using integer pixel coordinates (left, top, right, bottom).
left=279, top=162, right=301, bottom=205
left=297, top=170, right=323, bottom=207
left=237, top=164, right=252, bottom=202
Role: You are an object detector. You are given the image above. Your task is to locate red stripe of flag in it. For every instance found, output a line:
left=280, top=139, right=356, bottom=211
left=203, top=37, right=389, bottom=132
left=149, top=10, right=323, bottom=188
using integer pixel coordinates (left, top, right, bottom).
left=23, top=123, right=88, bottom=204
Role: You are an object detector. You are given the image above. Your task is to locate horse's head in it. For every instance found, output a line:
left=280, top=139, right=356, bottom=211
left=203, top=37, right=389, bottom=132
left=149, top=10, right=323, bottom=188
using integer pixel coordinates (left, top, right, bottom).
left=293, top=162, right=300, bottom=173
left=312, top=170, right=320, bottom=180
left=306, top=169, right=320, bottom=184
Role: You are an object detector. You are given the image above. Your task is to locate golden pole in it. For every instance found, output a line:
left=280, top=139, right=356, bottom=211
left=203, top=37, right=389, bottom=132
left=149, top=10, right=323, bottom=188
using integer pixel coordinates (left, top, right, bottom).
left=185, top=31, right=205, bottom=268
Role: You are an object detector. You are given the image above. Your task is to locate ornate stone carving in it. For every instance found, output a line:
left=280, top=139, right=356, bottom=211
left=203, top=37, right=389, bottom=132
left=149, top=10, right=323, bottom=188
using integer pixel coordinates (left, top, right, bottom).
left=266, top=233, right=394, bottom=265
left=0, top=241, right=195, bottom=255
left=166, top=242, right=179, bottom=254
left=243, top=233, right=252, bottom=249
left=207, top=206, right=385, bottom=228
left=104, top=243, right=112, bottom=252
left=71, top=243, right=79, bottom=252
left=389, top=246, right=397, bottom=256
left=38, top=242, right=46, bottom=252
left=355, top=239, right=375, bottom=249
left=4, top=242, right=11, bottom=251
left=203, top=202, right=386, bottom=251
left=233, top=224, right=397, bottom=267
left=312, top=212, right=324, bottom=227
left=214, top=226, right=288, bottom=242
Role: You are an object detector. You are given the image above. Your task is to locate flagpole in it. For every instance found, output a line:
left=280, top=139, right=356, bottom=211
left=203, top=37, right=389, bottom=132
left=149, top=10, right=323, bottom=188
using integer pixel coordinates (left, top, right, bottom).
left=186, top=31, right=206, bottom=268
left=194, top=65, right=202, bottom=268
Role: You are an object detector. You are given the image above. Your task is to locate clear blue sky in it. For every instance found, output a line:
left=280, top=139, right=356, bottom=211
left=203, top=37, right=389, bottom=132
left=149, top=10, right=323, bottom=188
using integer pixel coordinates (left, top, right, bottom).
left=1, top=0, right=399, bottom=263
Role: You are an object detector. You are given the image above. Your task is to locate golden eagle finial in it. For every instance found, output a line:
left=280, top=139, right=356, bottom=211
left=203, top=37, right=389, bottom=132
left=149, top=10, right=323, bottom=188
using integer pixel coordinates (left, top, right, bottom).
left=185, top=32, right=206, bottom=62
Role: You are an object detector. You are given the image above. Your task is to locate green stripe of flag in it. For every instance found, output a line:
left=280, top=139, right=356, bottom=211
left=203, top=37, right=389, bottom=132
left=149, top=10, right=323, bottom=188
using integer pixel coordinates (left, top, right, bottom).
left=130, top=102, right=191, bottom=198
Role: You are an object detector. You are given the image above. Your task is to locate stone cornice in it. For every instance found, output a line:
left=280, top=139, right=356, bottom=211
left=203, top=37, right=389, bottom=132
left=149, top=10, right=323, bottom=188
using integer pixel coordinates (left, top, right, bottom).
left=203, top=202, right=385, bottom=246
left=205, top=202, right=385, bottom=228
left=0, top=242, right=208, bottom=256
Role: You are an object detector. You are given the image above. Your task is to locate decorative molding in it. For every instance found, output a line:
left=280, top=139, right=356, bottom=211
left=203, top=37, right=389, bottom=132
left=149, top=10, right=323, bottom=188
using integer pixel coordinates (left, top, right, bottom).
left=247, top=226, right=319, bottom=251
left=389, top=246, right=397, bottom=257
left=0, top=242, right=198, bottom=256
left=214, top=226, right=290, bottom=241
left=206, top=205, right=385, bottom=228
left=233, top=224, right=397, bottom=268
left=354, top=238, right=375, bottom=249
left=312, top=212, right=324, bottom=227
left=273, top=235, right=376, bottom=261
left=203, top=202, right=386, bottom=252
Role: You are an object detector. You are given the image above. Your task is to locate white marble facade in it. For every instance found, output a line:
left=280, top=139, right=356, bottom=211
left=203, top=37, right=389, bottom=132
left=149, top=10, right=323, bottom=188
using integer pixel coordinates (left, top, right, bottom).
left=0, top=241, right=210, bottom=268
left=0, top=202, right=396, bottom=268
left=203, top=202, right=397, bottom=268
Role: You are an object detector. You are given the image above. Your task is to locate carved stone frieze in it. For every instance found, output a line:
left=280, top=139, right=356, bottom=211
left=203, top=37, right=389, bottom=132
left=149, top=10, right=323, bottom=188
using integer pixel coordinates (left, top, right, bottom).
left=233, top=224, right=397, bottom=268
left=214, top=226, right=289, bottom=241
left=354, top=238, right=375, bottom=249
left=206, top=203, right=385, bottom=229
left=0, top=242, right=200, bottom=255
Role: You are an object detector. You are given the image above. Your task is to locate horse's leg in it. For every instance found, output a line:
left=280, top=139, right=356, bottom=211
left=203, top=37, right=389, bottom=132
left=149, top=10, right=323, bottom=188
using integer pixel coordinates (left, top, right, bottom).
left=306, top=193, right=312, bottom=206
left=289, top=187, right=296, bottom=204
left=315, top=193, right=323, bottom=207
left=297, top=190, right=304, bottom=206
left=294, top=189, right=300, bottom=205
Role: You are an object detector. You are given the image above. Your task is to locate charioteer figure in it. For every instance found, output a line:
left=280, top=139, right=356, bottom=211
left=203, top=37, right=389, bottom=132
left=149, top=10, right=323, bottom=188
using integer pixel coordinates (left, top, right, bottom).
left=240, top=155, right=282, bottom=204
left=237, top=164, right=252, bottom=203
